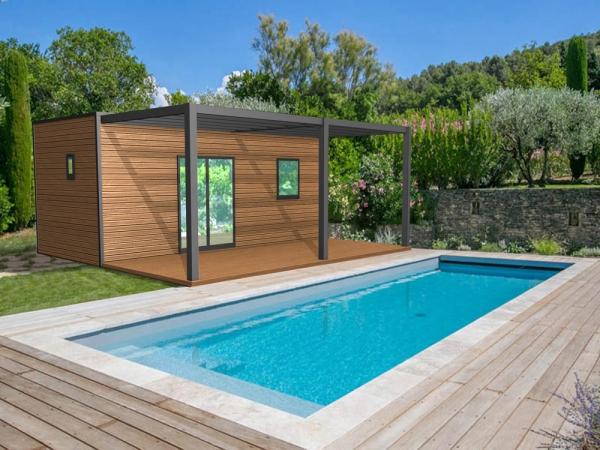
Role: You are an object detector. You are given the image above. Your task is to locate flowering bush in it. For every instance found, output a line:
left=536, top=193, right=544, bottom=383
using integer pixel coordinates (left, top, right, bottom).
left=538, top=375, right=600, bottom=449
left=350, top=152, right=402, bottom=229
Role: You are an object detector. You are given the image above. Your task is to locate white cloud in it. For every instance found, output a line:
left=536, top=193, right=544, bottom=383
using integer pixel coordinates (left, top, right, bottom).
left=150, top=76, right=170, bottom=107
left=216, top=70, right=244, bottom=94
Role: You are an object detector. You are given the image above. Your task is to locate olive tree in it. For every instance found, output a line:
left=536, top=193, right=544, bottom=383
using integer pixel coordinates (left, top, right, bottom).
left=480, top=87, right=600, bottom=186
left=553, top=89, right=600, bottom=180
left=479, top=88, right=561, bottom=186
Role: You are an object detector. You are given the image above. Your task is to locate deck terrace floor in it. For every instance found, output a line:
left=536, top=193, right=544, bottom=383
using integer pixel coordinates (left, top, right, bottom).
left=104, top=238, right=408, bottom=286
left=0, top=336, right=296, bottom=450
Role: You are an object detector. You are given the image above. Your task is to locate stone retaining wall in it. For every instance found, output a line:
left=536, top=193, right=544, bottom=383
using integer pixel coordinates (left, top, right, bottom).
left=331, top=188, right=600, bottom=249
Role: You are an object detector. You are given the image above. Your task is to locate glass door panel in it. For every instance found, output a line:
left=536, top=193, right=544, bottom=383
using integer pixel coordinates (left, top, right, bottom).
left=178, top=156, right=234, bottom=250
left=208, top=158, right=234, bottom=246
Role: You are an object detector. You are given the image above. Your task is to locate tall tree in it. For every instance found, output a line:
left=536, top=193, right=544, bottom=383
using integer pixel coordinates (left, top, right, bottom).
left=47, top=27, right=154, bottom=116
left=565, top=36, right=590, bottom=179
left=1, top=50, right=33, bottom=229
left=565, top=36, right=588, bottom=92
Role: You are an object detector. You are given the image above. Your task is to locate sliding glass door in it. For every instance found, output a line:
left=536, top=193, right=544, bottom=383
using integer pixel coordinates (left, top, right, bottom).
left=178, top=157, right=234, bottom=250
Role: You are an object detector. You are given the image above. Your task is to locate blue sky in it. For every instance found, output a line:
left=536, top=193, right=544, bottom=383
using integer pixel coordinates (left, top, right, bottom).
left=1, top=0, right=599, bottom=103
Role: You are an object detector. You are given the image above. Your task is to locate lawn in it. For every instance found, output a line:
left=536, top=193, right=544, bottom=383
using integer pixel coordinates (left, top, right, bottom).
left=0, top=266, right=170, bottom=316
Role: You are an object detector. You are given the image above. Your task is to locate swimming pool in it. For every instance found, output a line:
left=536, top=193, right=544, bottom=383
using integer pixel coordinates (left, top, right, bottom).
left=73, top=256, right=567, bottom=417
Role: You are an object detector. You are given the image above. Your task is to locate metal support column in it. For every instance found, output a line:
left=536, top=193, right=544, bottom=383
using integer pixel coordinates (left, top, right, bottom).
left=185, top=103, right=199, bottom=281
left=318, top=118, right=329, bottom=260
left=401, top=128, right=412, bottom=247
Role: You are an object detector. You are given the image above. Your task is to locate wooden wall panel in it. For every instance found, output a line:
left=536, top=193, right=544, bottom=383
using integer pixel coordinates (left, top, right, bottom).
left=100, top=123, right=319, bottom=262
left=33, top=115, right=100, bottom=265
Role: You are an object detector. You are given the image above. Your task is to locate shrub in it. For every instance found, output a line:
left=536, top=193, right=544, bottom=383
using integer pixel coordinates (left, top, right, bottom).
left=0, top=178, right=14, bottom=233
left=498, top=239, right=531, bottom=254
left=537, top=375, right=600, bottom=449
left=406, top=107, right=508, bottom=190
left=374, top=226, right=399, bottom=244
left=480, top=242, right=503, bottom=252
left=351, top=152, right=403, bottom=229
left=457, top=244, right=472, bottom=251
left=571, top=247, right=600, bottom=257
left=330, top=223, right=370, bottom=242
left=432, top=239, right=448, bottom=250
left=532, top=238, right=563, bottom=255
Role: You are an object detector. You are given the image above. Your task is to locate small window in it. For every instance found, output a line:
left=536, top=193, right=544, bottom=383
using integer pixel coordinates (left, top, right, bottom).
left=277, top=159, right=299, bottom=199
left=66, top=154, right=75, bottom=180
left=471, top=200, right=480, bottom=215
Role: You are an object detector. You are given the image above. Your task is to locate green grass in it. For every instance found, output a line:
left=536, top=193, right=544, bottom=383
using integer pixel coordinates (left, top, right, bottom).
left=0, top=266, right=171, bottom=316
left=0, top=228, right=37, bottom=256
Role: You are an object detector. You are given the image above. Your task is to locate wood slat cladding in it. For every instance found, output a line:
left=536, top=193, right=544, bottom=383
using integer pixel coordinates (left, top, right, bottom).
left=33, top=115, right=100, bottom=265
left=100, top=124, right=319, bottom=262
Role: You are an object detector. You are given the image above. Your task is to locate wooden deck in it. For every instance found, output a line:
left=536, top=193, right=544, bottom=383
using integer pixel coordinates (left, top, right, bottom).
left=104, top=239, right=408, bottom=286
left=0, top=257, right=598, bottom=449
left=0, top=336, right=299, bottom=450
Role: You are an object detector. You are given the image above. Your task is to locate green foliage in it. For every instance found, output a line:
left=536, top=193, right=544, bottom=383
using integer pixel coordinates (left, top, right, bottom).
left=195, top=91, right=289, bottom=113
left=566, top=36, right=589, bottom=92
left=407, top=107, right=507, bottom=189
left=330, top=223, right=370, bottom=242
left=0, top=178, right=14, bottom=233
left=479, top=242, right=503, bottom=252
left=47, top=27, right=154, bottom=116
left=1, top=50, right=33, bottom=229
left=227, top=70, right=288, bottom=107
left=431, top=239, right=449, bottom=250
left=166, top=90, right=192, bottom=106
left=531, top=238, right=563, bottom=255
left=351, top=152, right=403, bottom=228
left=571, top=247, right=600, bottom=257
left=507, top=47, right=566, bottom=89
left=479, top=87, right=600, bottom=186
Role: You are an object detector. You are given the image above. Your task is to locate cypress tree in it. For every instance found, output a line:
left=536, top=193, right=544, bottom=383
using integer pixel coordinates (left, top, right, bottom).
left=565, top=36, right=589, bottom=180
left=565, top=36, right=588, bottom=92
left=1, top=50, right=33, bottom=229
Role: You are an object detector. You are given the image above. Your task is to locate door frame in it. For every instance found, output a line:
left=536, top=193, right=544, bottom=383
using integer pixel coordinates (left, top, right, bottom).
left=177, top=155, right=236, bottom=253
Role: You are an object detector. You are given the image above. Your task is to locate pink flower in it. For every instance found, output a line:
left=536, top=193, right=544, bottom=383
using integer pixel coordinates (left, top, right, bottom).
left=358, top=179, right=367, bottom=190
left=363, top=202, right=369, bottom=208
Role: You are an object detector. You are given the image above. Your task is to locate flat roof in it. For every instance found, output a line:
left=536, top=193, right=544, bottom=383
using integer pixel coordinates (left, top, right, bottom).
left=99, top=103, right=409, bottom=138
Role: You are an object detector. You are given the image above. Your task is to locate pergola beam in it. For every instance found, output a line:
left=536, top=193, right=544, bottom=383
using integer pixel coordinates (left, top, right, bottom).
left=319, top=119, right=329, bottom=260
left=185, top=103, right=199, bottom=281
left=401, top=128, right=412, bottom=247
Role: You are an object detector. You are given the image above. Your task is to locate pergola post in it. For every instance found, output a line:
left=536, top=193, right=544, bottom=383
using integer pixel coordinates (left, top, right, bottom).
left=401, top=128, right=412, bottom=247
left=184, top=103, right=199, bottom=281
left=318, top=118, right=329, bottom=260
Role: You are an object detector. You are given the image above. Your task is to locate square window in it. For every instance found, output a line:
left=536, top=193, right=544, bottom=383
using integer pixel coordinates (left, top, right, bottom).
left=277, top=159, right=299, bottom=199
left=66, top=154, right=75, bottom=180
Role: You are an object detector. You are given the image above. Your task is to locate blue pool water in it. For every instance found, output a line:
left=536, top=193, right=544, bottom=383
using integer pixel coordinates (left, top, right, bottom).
left=74, top=257, right=565, bottom=416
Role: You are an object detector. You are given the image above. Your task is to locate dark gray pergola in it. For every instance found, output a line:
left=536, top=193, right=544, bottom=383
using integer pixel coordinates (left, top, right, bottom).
left=102, top=103, right=412, bottom=282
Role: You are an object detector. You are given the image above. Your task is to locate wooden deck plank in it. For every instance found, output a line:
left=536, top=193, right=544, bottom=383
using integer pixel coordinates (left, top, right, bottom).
left=0, top=399, right=94, bottom=450
left=0, top=420, right=45, bottom=450
left=0, top=342, right=278, bottom=450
